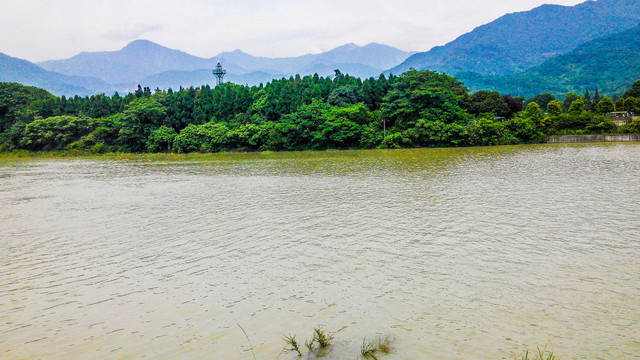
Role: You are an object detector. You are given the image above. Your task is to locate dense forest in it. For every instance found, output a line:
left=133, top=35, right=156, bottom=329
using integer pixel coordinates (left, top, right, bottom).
left=1, top=70, right=639, bottom=154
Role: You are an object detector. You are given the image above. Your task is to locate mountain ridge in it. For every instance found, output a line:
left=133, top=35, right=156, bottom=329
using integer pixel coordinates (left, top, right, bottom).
left=389, top=0, right=640, bottom=76
left=37, top=40, right=415, bottom=89
left=457, top=23, right=640, bottom=97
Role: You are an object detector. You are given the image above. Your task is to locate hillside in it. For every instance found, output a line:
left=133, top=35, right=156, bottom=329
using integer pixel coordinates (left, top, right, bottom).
left=390, top=0, right=640, bottom=76
left=0, top=52, right=113, bottom=96
left=457, top=23, right=640, bottom=97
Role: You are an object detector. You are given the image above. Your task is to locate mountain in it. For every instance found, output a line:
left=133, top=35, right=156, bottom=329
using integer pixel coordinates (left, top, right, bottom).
left=38, top=40, right=217, bottom=85
left=0, top=52, right=114, bottom=96
left=390, top=0, right=640, bottom=76
left=37, top=40, right=415, bottom=92
left=457, top=23, right=640, bottom=97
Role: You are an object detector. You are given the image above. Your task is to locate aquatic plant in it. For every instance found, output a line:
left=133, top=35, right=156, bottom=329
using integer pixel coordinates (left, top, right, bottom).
left=304, top=337, right=315, bottom=353
left=377, top=336, right=391, bottom=354
left=282, top=333, right=302, bottom=357
left=520, top=347, right=557, bottom=360
left=313, top=327, right=333, bottom=348
left=360, top=338, right=378, bottom=359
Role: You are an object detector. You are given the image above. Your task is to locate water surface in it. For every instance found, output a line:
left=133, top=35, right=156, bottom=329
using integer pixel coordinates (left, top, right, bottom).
left=1, top=144, right=639, bottom=359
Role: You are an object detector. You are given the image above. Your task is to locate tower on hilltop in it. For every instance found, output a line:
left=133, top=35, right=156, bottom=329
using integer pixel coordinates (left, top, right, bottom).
left=212, top=60, right=226, bottom=86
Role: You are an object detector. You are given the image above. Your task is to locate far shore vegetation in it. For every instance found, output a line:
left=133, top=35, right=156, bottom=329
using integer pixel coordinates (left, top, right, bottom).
left=3, top=71, right=640, bottom=155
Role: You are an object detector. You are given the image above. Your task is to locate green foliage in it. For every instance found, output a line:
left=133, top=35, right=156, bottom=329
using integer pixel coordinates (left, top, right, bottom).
left=313, top=327, right=333, bottom=348
left=173, top=121, right=230, bottom=153
left=147, top=125, right=177, bottom=152
left=562, top=93, right=582, bottom=113
left=568, top=99, right=585, bottom=114
left=361, top=339, right=378, bottom=360
left=465, top=90, right=510, bottom=118
left=623, top=79, right=640, bottom=98
left=525, top=93, right=555, bottom=111
left=282, top=334, right=302, bottom=357
left=619, top=120, right=640, bottom=133
left=546, top=100, right=562, bottom=116
left=20, top=115, right=95, bottom=151
left=3, top=67, right=640, bottom=154
left=595, top=97, right=615, bottom=114
left=458, top=24, right=640, bottom=98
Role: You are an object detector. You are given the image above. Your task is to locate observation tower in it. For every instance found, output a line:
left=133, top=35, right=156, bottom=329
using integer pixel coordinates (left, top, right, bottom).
left=212, top=60, right=226, bottom=86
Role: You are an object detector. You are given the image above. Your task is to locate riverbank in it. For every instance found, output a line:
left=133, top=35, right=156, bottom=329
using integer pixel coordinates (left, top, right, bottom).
left=2, top=141, right=640, bottom=162
left=548, top=133, right=640, bottom=143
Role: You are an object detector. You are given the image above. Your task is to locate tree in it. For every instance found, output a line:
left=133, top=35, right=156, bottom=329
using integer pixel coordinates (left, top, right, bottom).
left=595, top=97, right=615, bottom=114
left=115, top=97, right=167, bottom=152
left=19, top=116, right=94, bottom=150
left=547, top=100, right=563, bottom=117
left=382, top=70, right=470, bottom=146
left=503, top=95, right=524, bottom=118
left=464, top=90, right=510, bottom=118
left=625, top=97, right=639, bottom=113
left=147, top=125, right=177, bottom=152
left=562, top=93, right=582, bottom=113
left=584, top=89, right=592, bottom=111
left=593, top=88, right=602, bottom=104
left=525, top=93, right=555, bottom=111
left=568, top=99, right=585, bottom=113
left=623, top=80, right=640, bottom=98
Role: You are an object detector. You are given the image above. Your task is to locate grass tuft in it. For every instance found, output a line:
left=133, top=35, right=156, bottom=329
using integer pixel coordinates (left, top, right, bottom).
left=520, top=346, right=557, bottom=360
left=313, top=327, right=333, bottom=348
left=360, top=338, right=378, bottom=360
left=377, top=335, right=391, bottom=353
left=282, top=333, right=302, bottom=357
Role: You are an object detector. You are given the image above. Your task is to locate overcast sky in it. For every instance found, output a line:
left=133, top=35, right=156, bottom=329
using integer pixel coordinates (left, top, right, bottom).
left=0, top=0, right=586, bottom=62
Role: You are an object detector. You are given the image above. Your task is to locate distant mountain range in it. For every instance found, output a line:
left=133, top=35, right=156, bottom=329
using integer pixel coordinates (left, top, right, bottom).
left=2, top=0, right=640, bottom=98
left=390, top=0, right=640, bottom=76
left=458, top=23, right=640, bottom=97
left=30, top=40, right=414, bottom=94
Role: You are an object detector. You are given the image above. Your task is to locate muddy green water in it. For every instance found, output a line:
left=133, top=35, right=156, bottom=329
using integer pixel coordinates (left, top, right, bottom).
left=1, top=144, right=639, bottom=359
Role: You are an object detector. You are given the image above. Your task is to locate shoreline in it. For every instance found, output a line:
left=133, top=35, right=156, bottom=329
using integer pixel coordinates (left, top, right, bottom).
left=547, top=134, right=640, bottom=143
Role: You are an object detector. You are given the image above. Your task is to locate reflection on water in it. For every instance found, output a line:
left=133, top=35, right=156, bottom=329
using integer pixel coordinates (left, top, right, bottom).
left=1, top=144, right=639, bottom=359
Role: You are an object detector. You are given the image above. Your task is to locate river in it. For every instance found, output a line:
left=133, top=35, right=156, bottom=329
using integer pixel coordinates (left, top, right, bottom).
left=1, top=144, right=639, bottom=359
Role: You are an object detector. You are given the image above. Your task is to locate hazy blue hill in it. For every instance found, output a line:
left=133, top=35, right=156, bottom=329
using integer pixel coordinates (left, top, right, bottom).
left=314, top=43, right=416, bottom=70
left=38, top=40, right=216, bottom=84
left=457, top=23, right=640, bottom=97
left=0, top=52, right=113, bottom=96
left=390, top=0, right=640, bottom=76
left=37, top=40, right=414, bottom=92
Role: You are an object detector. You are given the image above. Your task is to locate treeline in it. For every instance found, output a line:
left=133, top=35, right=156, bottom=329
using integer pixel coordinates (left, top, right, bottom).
left=2, top=71, right=639, bottom=153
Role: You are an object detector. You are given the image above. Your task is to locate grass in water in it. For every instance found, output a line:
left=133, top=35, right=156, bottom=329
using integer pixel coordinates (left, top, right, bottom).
left=360, top=338, right=378, bottom=360
left=305, top=337, right=315, bottom=353
left=281, top=334, right=302, bottom=357
left=377, top=336, right=391, bottom=354
left=313, top=327, right=333, bottom=348
left=521, top=347, right=557, bottom=360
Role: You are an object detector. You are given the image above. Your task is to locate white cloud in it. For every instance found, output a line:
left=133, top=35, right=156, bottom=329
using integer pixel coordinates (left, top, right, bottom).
left=0, top=0, right=586, bottom=62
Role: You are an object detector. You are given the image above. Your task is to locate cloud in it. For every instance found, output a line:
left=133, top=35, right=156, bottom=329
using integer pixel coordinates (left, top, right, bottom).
left=0, top=0, right=587, bottom=62
left=103, top=23, right=164, bottom=41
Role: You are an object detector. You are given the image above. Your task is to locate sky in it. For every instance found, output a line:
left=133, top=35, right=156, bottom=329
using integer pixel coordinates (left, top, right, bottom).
left=0, top=0, right=586, bottom=62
